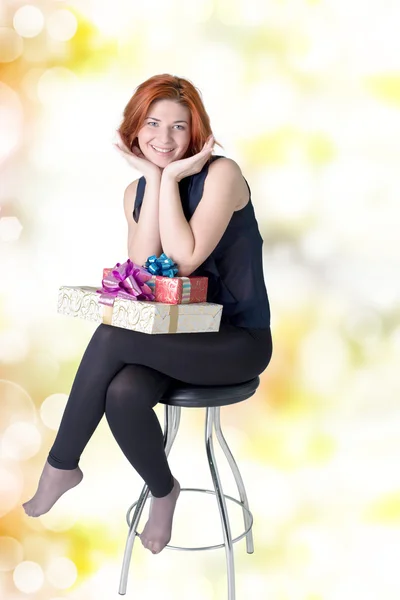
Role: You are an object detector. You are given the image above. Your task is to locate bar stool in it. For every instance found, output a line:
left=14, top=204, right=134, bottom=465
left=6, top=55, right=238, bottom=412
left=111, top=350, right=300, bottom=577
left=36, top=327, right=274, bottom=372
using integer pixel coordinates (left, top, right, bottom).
left=118, top=376, right=260, bottom=600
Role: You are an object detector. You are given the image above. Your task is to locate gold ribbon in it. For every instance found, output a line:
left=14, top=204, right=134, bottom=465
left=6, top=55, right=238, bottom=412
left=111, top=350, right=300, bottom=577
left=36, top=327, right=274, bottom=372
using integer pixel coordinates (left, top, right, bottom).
left=168, top=304, right=179, bottom=333
left=102, top=302, right=180, bottom=333
left=103, top=305, right=113, bottom=325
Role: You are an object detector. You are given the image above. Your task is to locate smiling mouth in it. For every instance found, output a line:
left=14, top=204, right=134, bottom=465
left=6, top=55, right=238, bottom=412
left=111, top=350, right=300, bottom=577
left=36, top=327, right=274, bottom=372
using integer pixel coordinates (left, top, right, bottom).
left=151, top=145, right=175, bottom=155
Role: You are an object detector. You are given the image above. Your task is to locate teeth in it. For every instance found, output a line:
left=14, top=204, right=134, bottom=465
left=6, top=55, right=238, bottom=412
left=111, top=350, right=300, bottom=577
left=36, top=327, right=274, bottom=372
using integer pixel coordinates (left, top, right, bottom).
left=151, top=145, right=174, bottom=153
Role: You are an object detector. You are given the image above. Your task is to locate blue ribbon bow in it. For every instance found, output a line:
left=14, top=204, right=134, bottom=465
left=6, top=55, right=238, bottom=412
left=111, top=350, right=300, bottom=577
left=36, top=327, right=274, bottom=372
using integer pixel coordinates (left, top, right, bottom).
left=144, top=253, right=179, bottom=278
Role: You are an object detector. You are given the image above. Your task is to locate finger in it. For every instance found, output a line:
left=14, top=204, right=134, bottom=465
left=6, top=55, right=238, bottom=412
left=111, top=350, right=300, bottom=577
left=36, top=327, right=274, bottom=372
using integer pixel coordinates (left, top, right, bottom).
left=115, top=133, right=132, bottom=153
left=114, top=143, right=129, bottom=156
left=203, top=136, right=214, bottom=150
left=114, top=132, right=125, bottom=148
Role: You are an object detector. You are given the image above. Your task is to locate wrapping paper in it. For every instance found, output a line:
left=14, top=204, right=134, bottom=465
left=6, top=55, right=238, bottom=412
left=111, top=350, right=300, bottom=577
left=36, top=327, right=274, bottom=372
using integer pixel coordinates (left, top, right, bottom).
left=58, top=286, right=222, bottom=334
left=102, top=268, right=208, bottom=304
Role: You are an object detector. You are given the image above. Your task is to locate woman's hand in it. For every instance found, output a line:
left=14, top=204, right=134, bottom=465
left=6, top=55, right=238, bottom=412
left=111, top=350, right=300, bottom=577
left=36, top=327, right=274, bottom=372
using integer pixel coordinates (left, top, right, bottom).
left=162, top=136, right=215, bottom=182
left=113, top=132, right=162, bottom=180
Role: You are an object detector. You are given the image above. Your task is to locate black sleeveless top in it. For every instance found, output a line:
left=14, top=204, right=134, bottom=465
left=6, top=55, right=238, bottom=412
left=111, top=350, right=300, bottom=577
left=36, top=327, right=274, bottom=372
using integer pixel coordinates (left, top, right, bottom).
left=133, top=155, right=271, bottom=329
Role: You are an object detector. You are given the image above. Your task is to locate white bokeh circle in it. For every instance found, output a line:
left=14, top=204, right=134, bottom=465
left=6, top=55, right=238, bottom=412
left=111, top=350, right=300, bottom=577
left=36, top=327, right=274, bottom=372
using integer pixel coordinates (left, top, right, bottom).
left=13, top=6, right=45, bottom=38
left=46, top=9, right=78, bottom=42
left=40, top=393, right=68, bottom=430
left=13, top=561, right=45, bottom=594
left=1, top=422, right=42, bottom=461
left=45, top=556, right=78, bottom=589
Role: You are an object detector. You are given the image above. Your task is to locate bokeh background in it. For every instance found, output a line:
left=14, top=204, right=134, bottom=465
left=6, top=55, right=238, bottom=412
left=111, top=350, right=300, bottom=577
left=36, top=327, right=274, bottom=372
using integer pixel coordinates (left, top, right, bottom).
left=1, top=0, right=400, bottom=598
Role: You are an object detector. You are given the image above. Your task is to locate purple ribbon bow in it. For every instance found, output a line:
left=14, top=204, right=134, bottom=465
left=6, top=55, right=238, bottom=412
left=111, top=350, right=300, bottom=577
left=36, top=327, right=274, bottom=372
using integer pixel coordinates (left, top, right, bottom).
left=96, top=259, right=155, bottom=306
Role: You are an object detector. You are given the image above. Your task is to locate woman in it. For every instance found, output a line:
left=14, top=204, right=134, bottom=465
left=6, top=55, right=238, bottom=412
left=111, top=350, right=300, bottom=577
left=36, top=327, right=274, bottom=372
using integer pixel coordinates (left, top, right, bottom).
left=23, top=74, right=273, bottom=556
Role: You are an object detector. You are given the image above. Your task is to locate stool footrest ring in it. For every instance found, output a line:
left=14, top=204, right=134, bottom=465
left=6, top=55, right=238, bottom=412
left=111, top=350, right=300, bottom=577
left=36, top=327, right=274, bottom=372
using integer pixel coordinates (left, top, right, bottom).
left=126, top=487, right=254, bottom=552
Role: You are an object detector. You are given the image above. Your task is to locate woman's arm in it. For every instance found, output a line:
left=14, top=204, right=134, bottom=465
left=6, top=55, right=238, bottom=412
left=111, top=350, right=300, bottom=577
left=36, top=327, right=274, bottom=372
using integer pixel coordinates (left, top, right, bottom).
left=123, top=173, right=163, bottom=266
left=159, top=158, right=243, bottom=276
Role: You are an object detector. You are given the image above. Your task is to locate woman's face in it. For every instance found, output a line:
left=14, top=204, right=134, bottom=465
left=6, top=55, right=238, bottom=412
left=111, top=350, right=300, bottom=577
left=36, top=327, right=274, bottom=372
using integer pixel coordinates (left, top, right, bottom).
left=136, top=99, right=191, bottom=168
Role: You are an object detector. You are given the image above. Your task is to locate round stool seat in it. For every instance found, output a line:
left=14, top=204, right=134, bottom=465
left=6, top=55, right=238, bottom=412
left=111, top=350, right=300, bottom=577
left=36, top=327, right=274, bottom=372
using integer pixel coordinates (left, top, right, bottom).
left=159, top=376, right=260, bottom=408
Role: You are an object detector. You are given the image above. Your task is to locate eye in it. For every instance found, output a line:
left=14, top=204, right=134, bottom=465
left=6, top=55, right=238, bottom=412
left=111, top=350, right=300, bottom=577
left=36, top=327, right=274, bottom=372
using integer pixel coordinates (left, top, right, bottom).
left=147, top=121, right=158, bottom=126
left=174, top=125, right=185, bottom=130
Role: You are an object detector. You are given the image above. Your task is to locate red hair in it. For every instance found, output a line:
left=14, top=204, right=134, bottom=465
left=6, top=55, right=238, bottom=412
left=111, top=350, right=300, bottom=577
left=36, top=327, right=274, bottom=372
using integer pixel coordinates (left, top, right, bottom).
left=118, top=74, right=222, bottom=159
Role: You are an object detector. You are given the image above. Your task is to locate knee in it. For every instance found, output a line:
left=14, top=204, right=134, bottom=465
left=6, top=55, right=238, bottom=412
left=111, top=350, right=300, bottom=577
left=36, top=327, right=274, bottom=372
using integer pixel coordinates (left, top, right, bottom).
left=105, top=377, right=151, bottom=417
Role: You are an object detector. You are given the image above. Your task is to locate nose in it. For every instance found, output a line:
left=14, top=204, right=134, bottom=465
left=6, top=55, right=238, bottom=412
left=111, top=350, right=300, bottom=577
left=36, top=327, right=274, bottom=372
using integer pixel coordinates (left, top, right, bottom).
left=157, top=127, right=174, bottom=145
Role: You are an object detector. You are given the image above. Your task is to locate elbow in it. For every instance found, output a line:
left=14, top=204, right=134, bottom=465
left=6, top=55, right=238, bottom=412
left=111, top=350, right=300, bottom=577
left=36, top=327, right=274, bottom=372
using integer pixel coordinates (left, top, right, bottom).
left=177, top=263, right=194, bottom=277
left=177, top=255, right=201, bottom=277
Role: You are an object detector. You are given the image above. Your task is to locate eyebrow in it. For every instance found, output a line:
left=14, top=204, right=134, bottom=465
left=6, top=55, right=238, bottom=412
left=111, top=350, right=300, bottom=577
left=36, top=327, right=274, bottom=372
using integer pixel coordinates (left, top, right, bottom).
left=146, top=117, right=188, bottom=124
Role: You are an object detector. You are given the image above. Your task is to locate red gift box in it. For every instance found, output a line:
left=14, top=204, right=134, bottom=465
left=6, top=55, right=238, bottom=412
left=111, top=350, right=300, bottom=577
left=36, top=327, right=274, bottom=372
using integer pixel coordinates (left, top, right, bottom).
left=102, top=268, right=208, bottom=305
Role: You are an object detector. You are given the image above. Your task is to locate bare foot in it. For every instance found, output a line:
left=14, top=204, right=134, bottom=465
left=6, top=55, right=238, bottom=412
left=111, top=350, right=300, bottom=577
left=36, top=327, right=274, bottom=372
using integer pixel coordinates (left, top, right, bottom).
left=139, top=477, right=181, bottom=554
left=22, top=460, right=83, bottom=517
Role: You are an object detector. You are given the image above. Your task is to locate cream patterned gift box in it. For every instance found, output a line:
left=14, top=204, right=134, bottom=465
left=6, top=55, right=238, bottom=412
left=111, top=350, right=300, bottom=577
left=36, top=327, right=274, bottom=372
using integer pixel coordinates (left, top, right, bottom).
left=57, top=286, right=222, bottom=334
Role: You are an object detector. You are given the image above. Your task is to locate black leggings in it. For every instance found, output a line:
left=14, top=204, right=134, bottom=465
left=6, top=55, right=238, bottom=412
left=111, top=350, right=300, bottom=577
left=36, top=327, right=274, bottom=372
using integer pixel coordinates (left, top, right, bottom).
left=48, top=322, right=273, bottom=497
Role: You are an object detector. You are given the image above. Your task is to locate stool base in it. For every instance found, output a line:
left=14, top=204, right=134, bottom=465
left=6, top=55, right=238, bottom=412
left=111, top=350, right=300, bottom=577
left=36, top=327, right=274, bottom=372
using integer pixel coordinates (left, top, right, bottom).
left=125, top=486, right=254, bottom=552
left=118, top=404, right=255, bottom=600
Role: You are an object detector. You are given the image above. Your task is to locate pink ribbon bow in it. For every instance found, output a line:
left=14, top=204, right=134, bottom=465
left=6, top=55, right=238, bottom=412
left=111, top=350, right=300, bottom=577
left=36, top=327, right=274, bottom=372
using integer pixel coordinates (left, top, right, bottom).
left=96, top=259, right=155, bottom=306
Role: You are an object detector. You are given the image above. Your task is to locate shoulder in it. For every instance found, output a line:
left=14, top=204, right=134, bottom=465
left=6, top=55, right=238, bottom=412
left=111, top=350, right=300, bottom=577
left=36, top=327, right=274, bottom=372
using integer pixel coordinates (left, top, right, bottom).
left=207, top=156, right=243, bottom=182
left=205, top=157, right=248, bottom=207
left=124, top=178, right=140, bottom=197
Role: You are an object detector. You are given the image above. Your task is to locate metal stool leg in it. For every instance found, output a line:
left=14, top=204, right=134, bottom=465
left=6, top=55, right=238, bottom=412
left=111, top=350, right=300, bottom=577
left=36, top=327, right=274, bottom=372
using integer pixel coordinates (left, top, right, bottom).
left=214, top=406, right=254, bottom=554
left=118, top=405, right=181, bottom=595
left=205, top=406, right=236, bottom=600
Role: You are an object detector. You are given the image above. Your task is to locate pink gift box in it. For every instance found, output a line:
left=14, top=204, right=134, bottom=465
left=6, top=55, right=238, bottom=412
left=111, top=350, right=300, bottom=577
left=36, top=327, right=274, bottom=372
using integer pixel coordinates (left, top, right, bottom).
left=102, top=268, right=208, bottom=305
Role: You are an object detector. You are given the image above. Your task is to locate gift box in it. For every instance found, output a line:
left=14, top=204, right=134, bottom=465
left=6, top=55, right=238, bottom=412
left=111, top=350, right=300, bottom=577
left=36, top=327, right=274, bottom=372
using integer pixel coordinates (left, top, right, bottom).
left=102, top=268, right=208, bottom=305
left=58, top=286, right=222, bottom=334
